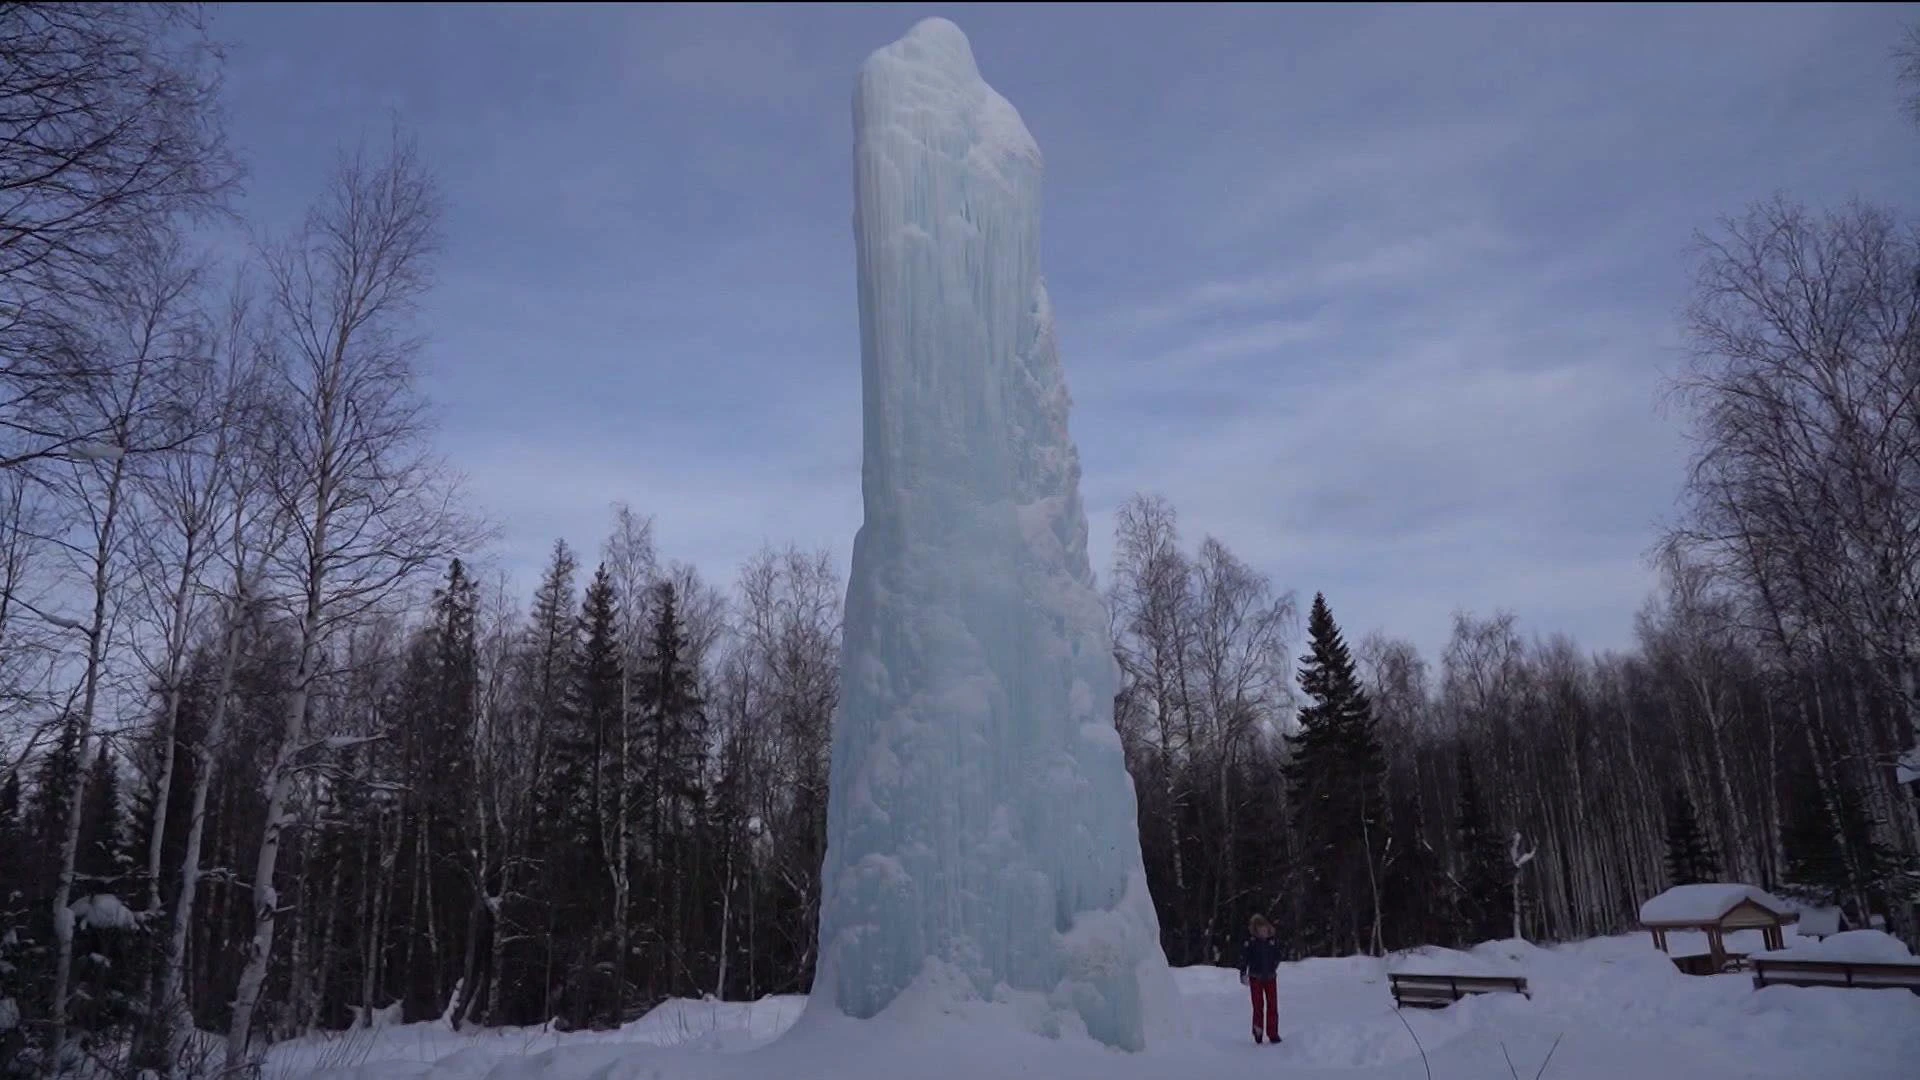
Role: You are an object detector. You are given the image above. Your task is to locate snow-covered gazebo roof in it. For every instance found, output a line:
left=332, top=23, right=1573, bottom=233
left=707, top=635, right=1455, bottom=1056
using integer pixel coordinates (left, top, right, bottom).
left=1640, top=884, right=1798, bottom=971
left=1638, top=883, right=1796, bottom=928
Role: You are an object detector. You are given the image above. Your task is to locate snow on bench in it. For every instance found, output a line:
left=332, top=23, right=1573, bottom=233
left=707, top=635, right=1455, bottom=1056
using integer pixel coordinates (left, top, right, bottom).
left=1756, top=929, right=1914, bottom=965
left=1386, top=971, right=1530, bottom=1009
left=1385, top=948, right=1531, bottom=1009
left=1751, top=930, right=1920, bottom=994
left=1388, top=949, right=1515, bottom=979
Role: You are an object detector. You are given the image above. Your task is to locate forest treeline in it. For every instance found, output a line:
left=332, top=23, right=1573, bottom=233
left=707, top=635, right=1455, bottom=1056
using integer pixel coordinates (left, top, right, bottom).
left=0, top=5, right=1916, bottom=1078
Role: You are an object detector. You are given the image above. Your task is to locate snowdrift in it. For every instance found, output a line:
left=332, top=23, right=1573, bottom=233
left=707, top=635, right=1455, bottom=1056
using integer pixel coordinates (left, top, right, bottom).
left=1755, top=930, right=1917, bottom=965
left=268, top=932, right=1920, bottom=1080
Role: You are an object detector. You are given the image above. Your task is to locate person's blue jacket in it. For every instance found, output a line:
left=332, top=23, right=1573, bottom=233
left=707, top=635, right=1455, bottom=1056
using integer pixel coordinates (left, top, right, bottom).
left=1240, top=934, right=1282, bottom=980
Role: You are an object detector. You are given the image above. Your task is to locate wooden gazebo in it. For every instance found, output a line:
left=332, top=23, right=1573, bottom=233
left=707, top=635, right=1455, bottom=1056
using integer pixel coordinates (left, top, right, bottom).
left=1639, top=883, right=1797, bottom=975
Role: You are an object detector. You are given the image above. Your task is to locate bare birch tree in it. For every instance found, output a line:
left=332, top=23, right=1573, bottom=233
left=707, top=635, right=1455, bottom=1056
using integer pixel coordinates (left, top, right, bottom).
left=138, top=280, right=280, bottom=1077
left=1189, top=536, right=1292, bottom=943
left=0, top=3, right=234, bottom=471
left=1109, top=493, right=1197, bottom=957
left=1674, top=199, right=1920, bottom=886
left=0, top=470, right=60, bottom=781
left=37, top=225, right=209, bottom=1066
left=601, top=504, right=656, bottom=1020
left=734, top=545, right=840, bottom=983
left=225, top=131, right=467, bottom=1070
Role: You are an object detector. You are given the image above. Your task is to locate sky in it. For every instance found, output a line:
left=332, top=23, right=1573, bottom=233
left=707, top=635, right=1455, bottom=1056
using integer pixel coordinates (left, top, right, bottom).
left=207, top=3, right=1920, bottom=664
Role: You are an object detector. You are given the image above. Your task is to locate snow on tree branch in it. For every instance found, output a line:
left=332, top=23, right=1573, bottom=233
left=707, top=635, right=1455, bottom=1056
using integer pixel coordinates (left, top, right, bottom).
left=1511, top=832, right=1538, bottom=869
left=67, top=441, right=125, bottom=462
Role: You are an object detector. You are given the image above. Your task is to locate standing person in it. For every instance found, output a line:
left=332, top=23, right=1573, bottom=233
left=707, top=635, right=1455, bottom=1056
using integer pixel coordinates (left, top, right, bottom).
left=1239, top=914, right=1282, bottom=1045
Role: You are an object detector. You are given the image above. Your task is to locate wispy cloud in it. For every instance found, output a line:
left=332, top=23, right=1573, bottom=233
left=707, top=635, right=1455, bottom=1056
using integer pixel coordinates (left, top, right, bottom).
left=210, top=4, right=1920, bottom=661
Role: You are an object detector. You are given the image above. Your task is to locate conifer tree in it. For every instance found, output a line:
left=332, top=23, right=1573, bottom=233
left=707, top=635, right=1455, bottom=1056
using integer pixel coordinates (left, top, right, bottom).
left=574, top=565, right=624, bottom=864
left=637, top=582, right=705, bottom=830
left=1783, top=768, right=1914, bottom=921
left=1452, top=749, right=1510, bottom=944
left=75, top=745, right=125, bottom=891
left=0, top=771, right=20, bottom=919
left=427, top=559, right=479, bottom=792
left=526, top=540, right=582, bottom=814
left=505, top=539, right=580, bottom=1022
left=1381, top=787, right=1447, bottom=948
left=1282, top=594, right=1388, bottom=955
left=1663, top=785, right=1720, bottom=886
left=0, top=769, right=24, bottom=1055
left=24, top=719, right=85, bottom=902
left=407, top=558, right=481, bottom=1019
left=66, top=745, right=141, bottom=1043
left=550, top=563, right=624, bottom=1028
left=0, top=771, right=19, bottom=879
left=633, top=580, right=707, bottom=1000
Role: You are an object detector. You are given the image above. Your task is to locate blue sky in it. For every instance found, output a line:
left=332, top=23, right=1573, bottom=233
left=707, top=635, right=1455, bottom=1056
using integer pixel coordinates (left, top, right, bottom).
left=209, top=3, right=1920, bottom=663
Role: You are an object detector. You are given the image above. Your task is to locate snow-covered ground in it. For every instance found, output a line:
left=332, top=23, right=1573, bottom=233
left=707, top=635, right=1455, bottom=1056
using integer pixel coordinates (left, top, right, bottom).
left=268, top=933, right=1920, bottom=1080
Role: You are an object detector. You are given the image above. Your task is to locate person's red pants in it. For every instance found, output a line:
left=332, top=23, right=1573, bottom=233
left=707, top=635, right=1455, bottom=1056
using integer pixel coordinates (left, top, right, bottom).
left=1248, top=976, right=1278, bottom=1042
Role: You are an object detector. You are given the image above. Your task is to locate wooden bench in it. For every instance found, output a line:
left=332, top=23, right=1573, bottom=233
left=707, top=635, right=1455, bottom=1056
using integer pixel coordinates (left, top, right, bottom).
left=1388, top=972, right=1531, bottom=1009
left=1752, top=958, right=1920, bottom=994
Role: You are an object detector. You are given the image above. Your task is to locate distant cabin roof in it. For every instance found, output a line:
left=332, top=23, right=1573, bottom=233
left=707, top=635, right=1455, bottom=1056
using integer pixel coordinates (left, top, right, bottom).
left=1638, top=883, right=1793, bottom=926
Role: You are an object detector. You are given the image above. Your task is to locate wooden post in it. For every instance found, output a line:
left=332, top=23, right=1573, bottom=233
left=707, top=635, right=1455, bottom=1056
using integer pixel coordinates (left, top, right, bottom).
left=1708, top=926, right=1724, bottom=971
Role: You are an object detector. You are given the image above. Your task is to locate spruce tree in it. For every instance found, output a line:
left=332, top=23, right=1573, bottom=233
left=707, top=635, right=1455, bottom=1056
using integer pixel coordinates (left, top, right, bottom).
left=637, top=581, right=705, bottom=822
left=1281, top=593, right=1387, bottom=956
left=550, top=562, right=624, bottom=1028
left=574, top=564, right=624, bottom=859
left=68, top=745, right=140, bottom=1042
left=410, top=558, right=481, bottom=1019
left=633, top=581, right=706, bottom=999
left=1783, top=767, right=1915, bottom=920
left=1452, top=749, right=1510, bottom=944
left=24, top=717, right=84, bottom=901
left=427, top=558, right=479, bottom=791
left=507, top=539, right=580, bottom=1023
left=1381, top=786, right=1447, bottom=949
left=0, top=771, right=19, bottom=899
left=1663, top=785, right=1720, bottom=886
left=384, top=624, right=447, bottom=1017
left=527, top=539, right=582, bottom=809
left=0, top=770, right=23, bottom=1050
left=76, top=745, right=125, bottom=890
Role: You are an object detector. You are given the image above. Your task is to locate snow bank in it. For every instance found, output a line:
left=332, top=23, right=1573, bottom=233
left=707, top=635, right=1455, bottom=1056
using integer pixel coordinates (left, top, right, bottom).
left=272, top=996, right=807, bottom=1078
left=1638, top=883, right=1789, bottom=924
left=1388, top=941, right=1526, bottom=978
left=347, top=1002, right=405, bottom=1031
left=1756, top=930, right=1917, bottom=965
left=272, top=932, right=1920, bottom=1080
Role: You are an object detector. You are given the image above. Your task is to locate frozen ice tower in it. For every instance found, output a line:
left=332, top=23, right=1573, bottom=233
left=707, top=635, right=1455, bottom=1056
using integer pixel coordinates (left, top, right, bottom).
left=811, top=17, right=1177, bottom=1050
